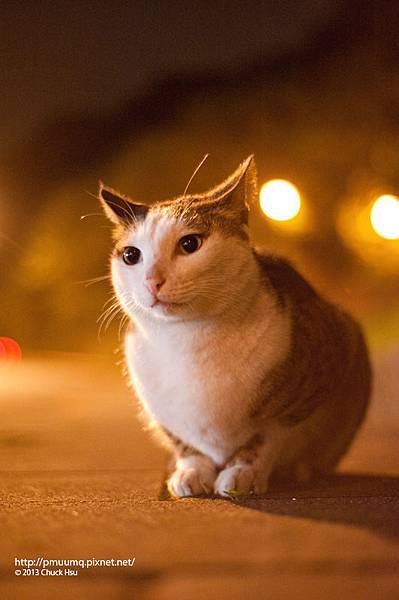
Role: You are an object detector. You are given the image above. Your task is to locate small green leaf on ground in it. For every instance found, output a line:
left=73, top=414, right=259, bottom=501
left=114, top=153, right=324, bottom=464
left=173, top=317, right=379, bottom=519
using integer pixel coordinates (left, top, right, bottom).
left=224, top=489, right=244, bottom=498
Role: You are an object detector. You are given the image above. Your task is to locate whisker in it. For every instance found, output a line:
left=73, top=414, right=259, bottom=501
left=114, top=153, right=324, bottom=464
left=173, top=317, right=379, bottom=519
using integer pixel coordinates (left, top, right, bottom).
left=83, top=189, right=101, bottom=201
left=80, top=213, right=104, bottom=220
left=96, top=289, right=136, bottom=342
left=118, top=313, right=129, bottom=339
left=97, top=299, right=121, bottom=323
left=183, top=154, right=209, bottom=197
left=104, top=306, right=123, bottom=330
left=75, top=275, right=110, bottom=287
left=97, top=304, right=122, bottom=341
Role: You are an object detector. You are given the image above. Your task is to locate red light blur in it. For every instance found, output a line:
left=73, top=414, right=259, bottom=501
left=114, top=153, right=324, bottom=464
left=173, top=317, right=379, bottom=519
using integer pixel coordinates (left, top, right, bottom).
left=0, top=337, right=22, bottom=361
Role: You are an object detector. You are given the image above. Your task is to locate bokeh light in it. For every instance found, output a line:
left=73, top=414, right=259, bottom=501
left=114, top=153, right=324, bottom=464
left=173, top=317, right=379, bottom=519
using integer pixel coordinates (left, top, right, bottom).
left=370, top=194, right=399, bottom=240
left=0, top=337, right=22, bottom=361
left=260, top=179, right=301, bottom=221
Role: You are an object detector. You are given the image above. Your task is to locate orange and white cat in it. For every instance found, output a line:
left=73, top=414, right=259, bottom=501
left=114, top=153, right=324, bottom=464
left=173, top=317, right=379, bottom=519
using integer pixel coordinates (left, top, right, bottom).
left=99, top=156, right=370, bottom=497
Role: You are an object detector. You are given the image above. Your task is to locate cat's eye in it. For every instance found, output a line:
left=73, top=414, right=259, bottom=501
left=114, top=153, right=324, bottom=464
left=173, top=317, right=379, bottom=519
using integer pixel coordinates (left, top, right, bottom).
left=179, top=234, right=203, bottom=254
left=122, top=246, right=141, bottom=265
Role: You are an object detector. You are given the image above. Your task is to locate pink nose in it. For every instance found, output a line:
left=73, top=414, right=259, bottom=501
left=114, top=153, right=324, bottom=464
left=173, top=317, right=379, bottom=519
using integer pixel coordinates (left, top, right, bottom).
left=144, top=275, right=165, bottom=296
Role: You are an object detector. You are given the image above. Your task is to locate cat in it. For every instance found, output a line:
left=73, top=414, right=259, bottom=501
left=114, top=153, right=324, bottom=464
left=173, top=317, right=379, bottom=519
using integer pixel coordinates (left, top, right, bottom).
left=98, top=155, right=371, bottom=498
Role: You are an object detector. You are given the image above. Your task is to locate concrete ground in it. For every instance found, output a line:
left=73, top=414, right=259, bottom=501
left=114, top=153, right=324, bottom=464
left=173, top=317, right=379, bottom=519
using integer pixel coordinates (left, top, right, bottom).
left=0, top=347, right=398, bottom=599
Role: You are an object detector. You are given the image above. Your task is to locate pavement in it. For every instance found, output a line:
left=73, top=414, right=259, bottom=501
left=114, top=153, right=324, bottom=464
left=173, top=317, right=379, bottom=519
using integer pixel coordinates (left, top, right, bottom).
left=0, top=347, right=398, bottom=599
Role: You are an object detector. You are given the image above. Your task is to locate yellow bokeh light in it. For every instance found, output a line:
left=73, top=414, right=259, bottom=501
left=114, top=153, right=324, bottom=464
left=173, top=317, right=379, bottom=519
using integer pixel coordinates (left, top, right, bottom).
left=370, top=194, right=399, bottom=240
left=260, top=179, right=301, bottom=221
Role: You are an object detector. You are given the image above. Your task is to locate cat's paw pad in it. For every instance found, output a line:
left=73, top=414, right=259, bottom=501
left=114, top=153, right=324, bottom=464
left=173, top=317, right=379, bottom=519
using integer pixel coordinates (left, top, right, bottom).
left=167, top=466, right=216, bottom=498
left=214, top=464, right=268, bottom=498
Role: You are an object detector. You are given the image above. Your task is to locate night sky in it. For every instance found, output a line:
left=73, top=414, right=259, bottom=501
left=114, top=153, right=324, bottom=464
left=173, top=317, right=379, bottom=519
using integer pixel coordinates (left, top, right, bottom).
left=0, top=1, right=335, bottom=150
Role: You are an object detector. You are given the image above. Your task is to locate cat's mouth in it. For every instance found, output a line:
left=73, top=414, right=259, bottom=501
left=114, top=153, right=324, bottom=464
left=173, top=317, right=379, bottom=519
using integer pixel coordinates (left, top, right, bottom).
left=151, top=298, right=183, bottom=312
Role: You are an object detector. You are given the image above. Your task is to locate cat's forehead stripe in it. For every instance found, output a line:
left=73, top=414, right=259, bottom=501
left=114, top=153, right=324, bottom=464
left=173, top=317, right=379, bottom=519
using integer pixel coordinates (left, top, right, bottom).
left=117, top=211, right=185, bottom=253
left=134, top=212, right=179, bottom=242
left=153, top=199, right=249, bottom=240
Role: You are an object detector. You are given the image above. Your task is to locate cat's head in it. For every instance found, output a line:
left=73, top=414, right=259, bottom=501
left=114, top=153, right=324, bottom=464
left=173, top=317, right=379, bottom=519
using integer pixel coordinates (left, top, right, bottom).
left=99, top=156, right=257, bottom=321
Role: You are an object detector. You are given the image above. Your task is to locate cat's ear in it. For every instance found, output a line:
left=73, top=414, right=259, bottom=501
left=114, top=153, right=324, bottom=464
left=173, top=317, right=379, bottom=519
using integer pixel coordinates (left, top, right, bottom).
left=99, top=182, right=149, bottom=225
left=200, top=155, right=257, bottom=224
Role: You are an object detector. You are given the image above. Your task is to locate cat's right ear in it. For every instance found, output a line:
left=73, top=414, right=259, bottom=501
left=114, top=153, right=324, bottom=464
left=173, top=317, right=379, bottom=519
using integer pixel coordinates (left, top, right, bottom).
left=99, top=182, right=149, bottom=225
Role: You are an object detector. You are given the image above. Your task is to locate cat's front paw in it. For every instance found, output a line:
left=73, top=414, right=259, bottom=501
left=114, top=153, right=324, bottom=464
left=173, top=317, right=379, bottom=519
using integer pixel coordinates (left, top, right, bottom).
left=167, top=457, right=217, bottom=498
left=214, top=464, right=268, bottom=498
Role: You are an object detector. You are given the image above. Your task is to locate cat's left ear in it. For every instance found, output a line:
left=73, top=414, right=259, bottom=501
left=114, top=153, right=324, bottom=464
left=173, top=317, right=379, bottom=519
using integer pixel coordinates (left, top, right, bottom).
left=99, top=182, right=149, bottom=225
left=202, top=155, right=257, bottom=224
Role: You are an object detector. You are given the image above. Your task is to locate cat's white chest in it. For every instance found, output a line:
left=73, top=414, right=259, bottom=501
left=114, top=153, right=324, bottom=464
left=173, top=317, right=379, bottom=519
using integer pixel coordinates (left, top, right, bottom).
left=125, top=300, right=290, bottom=465
left=125, top=327, right=245, bottom=463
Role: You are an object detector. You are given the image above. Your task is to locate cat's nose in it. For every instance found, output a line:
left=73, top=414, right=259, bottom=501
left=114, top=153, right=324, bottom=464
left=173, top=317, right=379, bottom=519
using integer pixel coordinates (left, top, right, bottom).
left=144, top=274, right=165, bottom=296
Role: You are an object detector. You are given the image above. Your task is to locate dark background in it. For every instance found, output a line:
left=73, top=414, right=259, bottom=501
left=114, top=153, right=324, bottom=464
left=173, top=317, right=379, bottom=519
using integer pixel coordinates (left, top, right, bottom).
left=0, top=0, right=398, bottom=353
